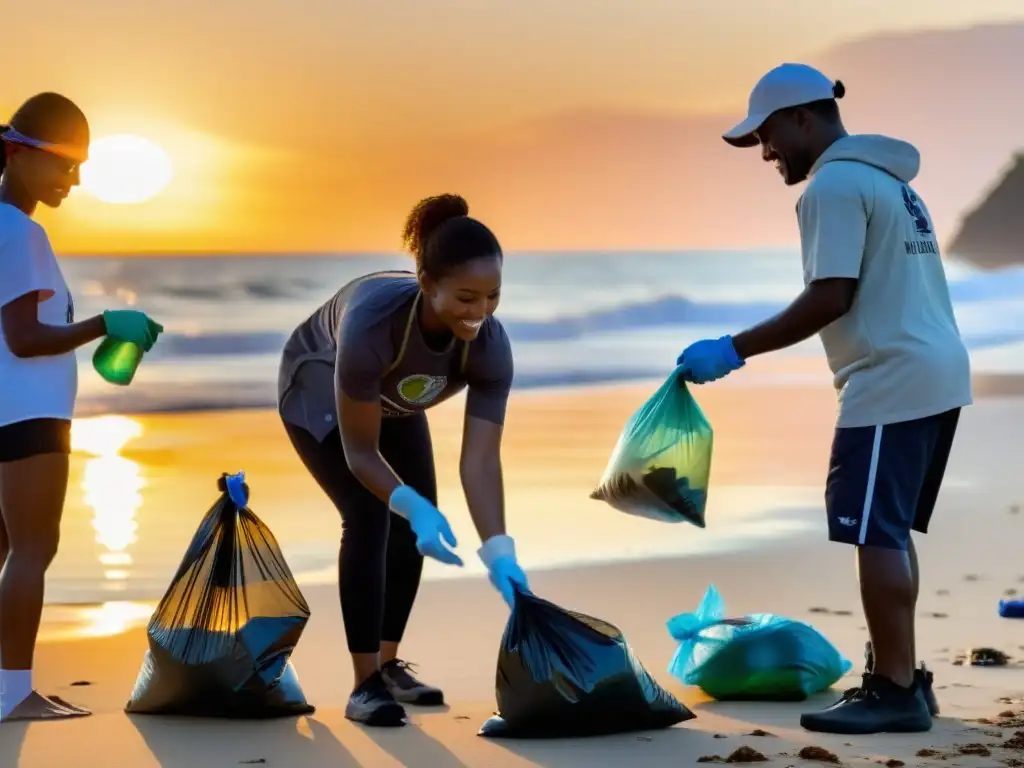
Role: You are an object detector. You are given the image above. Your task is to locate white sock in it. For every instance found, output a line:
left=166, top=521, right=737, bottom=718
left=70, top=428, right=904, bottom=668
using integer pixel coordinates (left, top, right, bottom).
left=0, top=669, right=33, bottom=717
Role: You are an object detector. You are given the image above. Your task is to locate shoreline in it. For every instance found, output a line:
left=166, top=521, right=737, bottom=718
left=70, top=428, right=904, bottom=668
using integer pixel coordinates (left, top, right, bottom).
left=51, top=373, right=1024, bottom=615
left=72, top=369, right=1024, bottom=419
left=37, top=523, right=818, bottom=642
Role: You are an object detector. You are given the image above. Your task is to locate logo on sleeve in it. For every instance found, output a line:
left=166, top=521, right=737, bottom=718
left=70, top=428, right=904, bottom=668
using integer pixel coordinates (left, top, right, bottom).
left=397, top=374, right=448, bottom=405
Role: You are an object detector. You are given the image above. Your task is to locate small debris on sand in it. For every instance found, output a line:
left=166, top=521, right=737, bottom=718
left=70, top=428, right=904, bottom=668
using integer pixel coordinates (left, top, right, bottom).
left=798, top=746, right=840, bottom=763
left=724, top=746, right=768, bottom=763
left=957, top=743, right=992, bottom=756
left=955, top=648, right=1010, bottom=667
left=1005, top=730, right=1024, bottom=750
left=746, top=729, right=774, bottom=737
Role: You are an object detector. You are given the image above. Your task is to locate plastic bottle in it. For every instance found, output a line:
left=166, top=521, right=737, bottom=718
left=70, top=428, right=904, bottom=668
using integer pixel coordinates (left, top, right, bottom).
left=92, top=337, right=144, bottom=386
left=999, top=599, right=1024, bottom=619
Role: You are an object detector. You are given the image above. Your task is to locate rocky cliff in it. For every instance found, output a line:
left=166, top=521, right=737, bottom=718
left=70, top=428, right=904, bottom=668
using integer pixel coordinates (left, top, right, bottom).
left=947, top=154, right=1024, bottom=269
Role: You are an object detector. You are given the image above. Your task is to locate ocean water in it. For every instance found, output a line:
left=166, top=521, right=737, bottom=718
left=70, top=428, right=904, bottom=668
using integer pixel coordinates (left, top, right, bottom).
left=64, top=250, right=1024, bottom=416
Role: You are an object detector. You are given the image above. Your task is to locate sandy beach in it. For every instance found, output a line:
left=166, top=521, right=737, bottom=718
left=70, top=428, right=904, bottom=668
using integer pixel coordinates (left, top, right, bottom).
left=5, top=365, right=1024, bottom=766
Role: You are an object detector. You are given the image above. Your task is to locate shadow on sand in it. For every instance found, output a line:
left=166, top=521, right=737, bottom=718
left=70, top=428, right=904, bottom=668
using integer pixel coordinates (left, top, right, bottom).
left=129, top=714, right=357, bottom=768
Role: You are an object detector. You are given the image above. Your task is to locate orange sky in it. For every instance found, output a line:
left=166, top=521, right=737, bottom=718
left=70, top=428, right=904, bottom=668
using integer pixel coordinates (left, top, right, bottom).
left=6, top=0, right=1024, bottom=254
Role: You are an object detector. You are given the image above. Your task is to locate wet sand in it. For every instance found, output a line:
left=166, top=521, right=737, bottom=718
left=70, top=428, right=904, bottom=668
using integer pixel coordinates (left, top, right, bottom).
left=7, top=366, right=1024, bottom=766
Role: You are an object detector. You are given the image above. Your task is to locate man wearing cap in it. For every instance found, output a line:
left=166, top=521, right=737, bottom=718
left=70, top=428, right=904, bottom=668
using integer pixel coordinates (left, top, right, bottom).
left=676, top=63, right=972, bottom=735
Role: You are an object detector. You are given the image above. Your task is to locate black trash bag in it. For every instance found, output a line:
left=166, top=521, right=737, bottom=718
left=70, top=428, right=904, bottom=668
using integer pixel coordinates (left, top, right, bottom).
left=125, top=471, right=315, bottom=718
left=478, top=589, right=694, bottom=738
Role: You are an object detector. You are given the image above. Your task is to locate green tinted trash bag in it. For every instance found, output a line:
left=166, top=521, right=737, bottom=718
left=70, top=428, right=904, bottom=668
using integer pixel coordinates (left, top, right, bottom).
left=666, top=585, right=852, bottom=701
left=590, top=366, right=713, bottom=527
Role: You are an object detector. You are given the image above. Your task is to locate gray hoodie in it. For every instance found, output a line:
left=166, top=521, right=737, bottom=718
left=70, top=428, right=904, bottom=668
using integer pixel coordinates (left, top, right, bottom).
left=797, top=133, right=972, bottom=428
left=809, top=133, right=921, bottom=184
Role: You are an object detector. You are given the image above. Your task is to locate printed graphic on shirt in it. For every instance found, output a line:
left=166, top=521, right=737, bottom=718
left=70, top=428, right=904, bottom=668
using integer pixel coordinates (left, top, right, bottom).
left=902, top=186, right=937, bottom=255
left=397, top=374, right=448, bottom=405
left=65, top=291, right=74, bottom=324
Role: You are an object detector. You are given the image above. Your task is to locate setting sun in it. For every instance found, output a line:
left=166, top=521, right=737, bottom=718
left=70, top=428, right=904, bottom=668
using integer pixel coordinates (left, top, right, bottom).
left=80, top=134, right=174, bottom=205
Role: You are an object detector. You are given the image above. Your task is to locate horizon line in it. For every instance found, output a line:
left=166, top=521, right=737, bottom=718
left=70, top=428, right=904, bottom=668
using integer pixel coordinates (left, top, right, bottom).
left=56, top=245, right=802, bottom=258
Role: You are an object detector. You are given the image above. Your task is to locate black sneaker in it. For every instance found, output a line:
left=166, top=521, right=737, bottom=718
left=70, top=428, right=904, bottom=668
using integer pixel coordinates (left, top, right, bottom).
left=381, top=659, right=445, bottom=706
left=863, top=642, right=940, bottom=716
left=800, top=673, right=932, bottom=735
left=345, top=672, right=407, bottom=727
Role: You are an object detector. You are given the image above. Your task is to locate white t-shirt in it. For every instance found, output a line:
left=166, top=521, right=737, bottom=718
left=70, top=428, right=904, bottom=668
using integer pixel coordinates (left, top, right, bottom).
left=797, top=134, right=973, bottom=429
left=0, top=203, right=78, bottom=427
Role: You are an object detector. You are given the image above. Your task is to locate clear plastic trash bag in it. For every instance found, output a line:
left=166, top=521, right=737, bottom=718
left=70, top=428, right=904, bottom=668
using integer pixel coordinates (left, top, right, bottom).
left=125, top=472, right=315, bottom=718
left=590, top=367, right=713, bottom=527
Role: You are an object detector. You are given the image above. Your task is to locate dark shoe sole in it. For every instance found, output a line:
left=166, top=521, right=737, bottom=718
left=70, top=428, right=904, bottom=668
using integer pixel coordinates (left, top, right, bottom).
left=800, top=713, right=932, bottom=735
left=345, top=702, right=407, bottom=727
left=390, top=688, right=445, bottom=707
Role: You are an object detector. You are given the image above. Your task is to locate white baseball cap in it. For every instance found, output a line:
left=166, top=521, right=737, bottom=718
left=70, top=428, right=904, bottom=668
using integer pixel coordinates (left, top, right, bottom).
left=722, top=63, right=841, bottom=148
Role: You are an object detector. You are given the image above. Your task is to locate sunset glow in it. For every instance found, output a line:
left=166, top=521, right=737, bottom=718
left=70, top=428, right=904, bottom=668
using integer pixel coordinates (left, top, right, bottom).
left=5, top=0, right=1024, bottom=252
left=80, top=135, right=174, bottom=205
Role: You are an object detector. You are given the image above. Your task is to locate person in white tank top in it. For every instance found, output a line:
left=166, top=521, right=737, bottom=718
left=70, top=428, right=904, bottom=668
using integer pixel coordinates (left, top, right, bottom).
left=0, top=93, right=164, bottom=722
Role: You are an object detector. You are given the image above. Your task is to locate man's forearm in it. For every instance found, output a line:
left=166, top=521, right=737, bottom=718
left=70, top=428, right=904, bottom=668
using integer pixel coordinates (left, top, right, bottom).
left=732, top=284, right=851, bottom=360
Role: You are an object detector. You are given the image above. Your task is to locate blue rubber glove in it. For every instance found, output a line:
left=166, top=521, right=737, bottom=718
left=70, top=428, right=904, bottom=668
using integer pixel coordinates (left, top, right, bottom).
left=389, top=485, right=464, bottom=567
left=676, top=335, right=745, bottom=384
left=478, top=534, right=529, bottom=609
left=103, top=309, right=164, bottom=352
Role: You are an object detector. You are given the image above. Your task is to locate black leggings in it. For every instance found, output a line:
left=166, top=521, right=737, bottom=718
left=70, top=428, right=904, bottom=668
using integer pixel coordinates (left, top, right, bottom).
left=284, top=414, right=435, bottom=654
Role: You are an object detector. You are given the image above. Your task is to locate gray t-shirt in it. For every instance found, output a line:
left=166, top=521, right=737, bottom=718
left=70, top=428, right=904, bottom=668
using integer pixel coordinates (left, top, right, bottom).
left=278, top=270, right=514, bottom=441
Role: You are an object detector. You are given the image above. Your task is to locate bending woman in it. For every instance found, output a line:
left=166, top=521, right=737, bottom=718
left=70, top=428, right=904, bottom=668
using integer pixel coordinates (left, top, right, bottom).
left=0, top=94, right=163, bottom=722
left=278, top=193, right=528, bottom=727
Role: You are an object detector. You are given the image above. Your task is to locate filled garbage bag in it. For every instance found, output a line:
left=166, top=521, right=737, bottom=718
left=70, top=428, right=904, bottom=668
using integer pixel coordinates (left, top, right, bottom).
left=479, top=588, right=694, bottom=738
left=590, top=367, right=713, bottom=527
left=666, top=585, right=852, bottom=701
left=125, top=471, right=315, bottom=718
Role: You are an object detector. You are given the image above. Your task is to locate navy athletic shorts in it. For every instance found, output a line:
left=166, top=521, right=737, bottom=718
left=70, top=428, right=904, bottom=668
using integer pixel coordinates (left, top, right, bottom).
left=824, top=408, right=960, bottom=550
